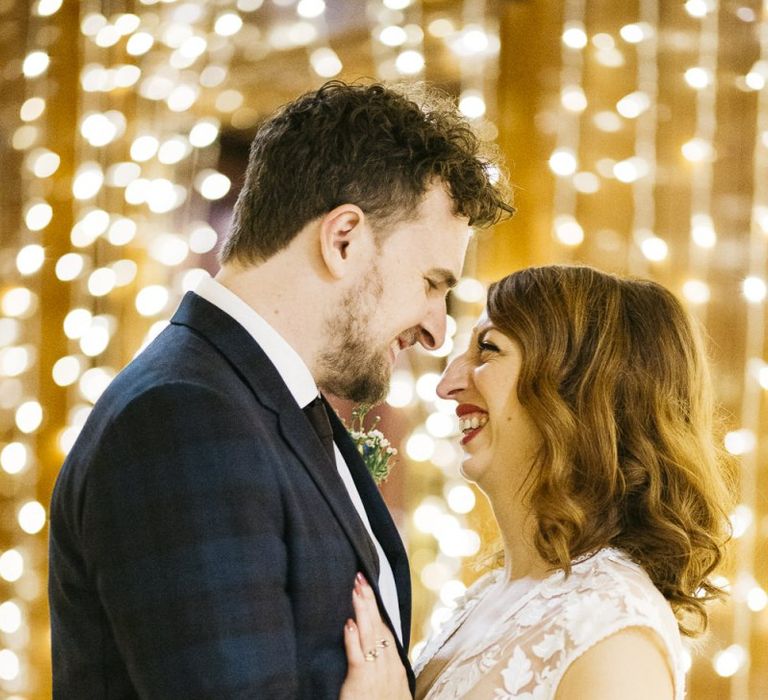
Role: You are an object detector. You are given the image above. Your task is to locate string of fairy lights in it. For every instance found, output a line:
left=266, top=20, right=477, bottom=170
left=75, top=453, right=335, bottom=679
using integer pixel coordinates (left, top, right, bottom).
left=1, top=1, right=767, bottom=697
left=541, top=2, right=768, bottom=696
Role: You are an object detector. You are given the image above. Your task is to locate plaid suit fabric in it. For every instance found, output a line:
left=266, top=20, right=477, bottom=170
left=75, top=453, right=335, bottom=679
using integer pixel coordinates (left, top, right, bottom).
left=49, top=293, right=413, bottom=699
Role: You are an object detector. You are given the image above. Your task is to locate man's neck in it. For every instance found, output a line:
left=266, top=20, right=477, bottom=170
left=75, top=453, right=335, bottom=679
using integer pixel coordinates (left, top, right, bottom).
left=215, top=258, right=328, bottom=377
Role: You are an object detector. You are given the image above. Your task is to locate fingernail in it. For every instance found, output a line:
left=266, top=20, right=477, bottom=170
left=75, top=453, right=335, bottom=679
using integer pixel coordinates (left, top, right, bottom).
left=356, top=572, right=366, bottom=585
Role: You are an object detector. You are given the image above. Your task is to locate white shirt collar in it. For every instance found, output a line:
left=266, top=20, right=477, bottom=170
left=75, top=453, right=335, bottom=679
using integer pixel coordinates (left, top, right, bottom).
left=194, top=275, right=318, bottom=409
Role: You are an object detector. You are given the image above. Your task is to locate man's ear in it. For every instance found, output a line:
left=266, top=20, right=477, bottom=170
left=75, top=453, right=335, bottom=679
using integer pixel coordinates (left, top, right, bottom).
left=318, top=203, right=371, bottom=279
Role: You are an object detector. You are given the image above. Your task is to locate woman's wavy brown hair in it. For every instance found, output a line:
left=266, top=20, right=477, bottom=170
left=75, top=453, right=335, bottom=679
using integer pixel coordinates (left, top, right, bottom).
left=486, top=265, right=734, bottom=636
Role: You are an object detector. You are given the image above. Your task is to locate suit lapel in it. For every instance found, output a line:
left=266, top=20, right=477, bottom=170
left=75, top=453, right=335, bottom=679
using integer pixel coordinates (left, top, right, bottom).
left=170, top=293, right=381, bottom=589
left=327, top=402, right=413, bottom=651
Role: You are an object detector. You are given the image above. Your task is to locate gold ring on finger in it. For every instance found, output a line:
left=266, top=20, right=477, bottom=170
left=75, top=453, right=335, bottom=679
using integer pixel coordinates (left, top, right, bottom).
left=364, top=650, right=378, bottom=661
left=376, top=638, right=389, bottom=649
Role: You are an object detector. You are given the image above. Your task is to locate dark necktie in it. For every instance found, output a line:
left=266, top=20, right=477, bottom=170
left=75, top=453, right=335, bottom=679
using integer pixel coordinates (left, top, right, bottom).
left=303, top=396, right=336, bottom=464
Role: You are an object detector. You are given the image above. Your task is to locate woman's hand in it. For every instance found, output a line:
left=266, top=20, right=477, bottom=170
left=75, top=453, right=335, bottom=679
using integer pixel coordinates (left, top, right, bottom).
left=340, top=573, right=411, bottom=700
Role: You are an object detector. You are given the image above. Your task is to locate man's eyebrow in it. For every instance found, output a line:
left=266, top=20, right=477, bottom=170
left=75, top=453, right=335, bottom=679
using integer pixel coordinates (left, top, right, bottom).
left=426, top=268, right=459, bottom=289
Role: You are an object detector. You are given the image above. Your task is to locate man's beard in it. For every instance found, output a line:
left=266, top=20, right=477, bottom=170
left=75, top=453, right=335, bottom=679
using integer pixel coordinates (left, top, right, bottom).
left=316, top=270, right=392, bottom=405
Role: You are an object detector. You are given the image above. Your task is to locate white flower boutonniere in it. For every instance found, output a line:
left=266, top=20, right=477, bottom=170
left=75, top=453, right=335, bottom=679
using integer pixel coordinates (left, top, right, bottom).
left=347, top=405, right=397, bottom=485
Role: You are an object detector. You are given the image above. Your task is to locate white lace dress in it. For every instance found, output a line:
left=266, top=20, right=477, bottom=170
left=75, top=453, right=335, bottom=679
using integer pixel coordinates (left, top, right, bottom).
left=413, top=548, right=685, bottom=700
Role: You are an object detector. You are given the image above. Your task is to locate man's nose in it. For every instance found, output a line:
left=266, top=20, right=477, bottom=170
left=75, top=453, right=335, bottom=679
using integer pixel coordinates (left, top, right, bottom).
left=417, top=298, right=448, bottom=351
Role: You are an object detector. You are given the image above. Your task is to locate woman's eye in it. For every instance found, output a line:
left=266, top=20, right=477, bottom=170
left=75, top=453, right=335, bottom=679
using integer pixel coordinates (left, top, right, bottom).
left=477, top=340, right=500, bottom=354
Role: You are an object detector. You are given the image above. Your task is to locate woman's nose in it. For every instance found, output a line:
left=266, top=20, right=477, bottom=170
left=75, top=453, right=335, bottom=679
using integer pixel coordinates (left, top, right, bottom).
left=437, top=354, right=470, bottom=400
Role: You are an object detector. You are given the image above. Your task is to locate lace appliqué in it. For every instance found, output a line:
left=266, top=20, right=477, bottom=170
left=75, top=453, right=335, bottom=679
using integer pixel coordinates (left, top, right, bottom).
left=415, top=548, right=685, bottom=700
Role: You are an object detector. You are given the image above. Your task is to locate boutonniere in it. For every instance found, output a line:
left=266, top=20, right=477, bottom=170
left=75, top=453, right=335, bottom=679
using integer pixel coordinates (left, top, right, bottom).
left=347, top=405, right=397, bottom=485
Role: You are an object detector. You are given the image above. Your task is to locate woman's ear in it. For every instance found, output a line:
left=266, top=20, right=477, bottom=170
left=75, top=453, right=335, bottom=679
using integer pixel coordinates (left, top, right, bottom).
left=318, top=203, right=371, bottom=279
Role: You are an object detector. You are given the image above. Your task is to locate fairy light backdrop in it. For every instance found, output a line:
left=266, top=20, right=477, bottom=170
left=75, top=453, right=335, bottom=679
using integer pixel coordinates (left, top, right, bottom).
left=1, top=1, right=766, bottom=697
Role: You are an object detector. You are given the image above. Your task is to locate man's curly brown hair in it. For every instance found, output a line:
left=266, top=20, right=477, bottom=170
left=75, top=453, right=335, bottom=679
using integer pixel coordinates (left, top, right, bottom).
left=220, top=80, right=513, bottom=264
left=487, top=265, right=734, bottom=637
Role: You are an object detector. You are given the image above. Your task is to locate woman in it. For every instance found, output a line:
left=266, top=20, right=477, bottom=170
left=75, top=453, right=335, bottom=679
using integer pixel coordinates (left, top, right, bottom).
left=341, top=265, right=733, bottom=699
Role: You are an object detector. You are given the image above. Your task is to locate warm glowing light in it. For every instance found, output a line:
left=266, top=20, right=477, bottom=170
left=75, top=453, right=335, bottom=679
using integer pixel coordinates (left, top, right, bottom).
left=562, top=22, right=587, bottom=49
left=386, top=371, right=415, bottom=408
left=724, top=428, right=756, bottom=455
left=406, top=432, right=435, bottom=462
left=167, top=84, right=199, bottom=112
left=107, top=218, right=137, bottom=246
left=195, top=170, right=231, bottom=200
left=446, top=484, right=475, bottom=514
left=29, top=147, right=60, bottom=177
left=616, top=91, right=651, bottom=119
left=0, top=443, right=28, bottom=475
left=189, top=119, right=220, bottom=148
left=297, top=0, right=325, bottom=18
left=453, top=278, right=485, bottom=303
left=215, top=12, right=244, bottom=36
left=310, top=47, right=342, bottom=77
left=72, top=162, right=104, bottom=199
left=130, top=135, right=159, bottom=161
left=685, top=0, right=710, bottom=18
left=561, top=85, right=587, bottom=112
left=55, top=253, right=85, bottom=281
left=0, top=602, right=22, bottom=634
left=730, top=504, right=754, bottom=538
left=640, top=236, right=668, bottom=262
left=16, top=245, right=45, bottom=275
left=416, top=373, right=441, bottom=402
left=25, top=201, right=53, bottom=231
left=458, top=91, right=486, bottom=119
left=425, top=412, right=456, bottom=438
left=79, top=367, right=115, bottom=404
left=747, top=586, right=768, bottom=612
left=549, top=148, right=578, bottom=176
left=16, top=400, right=43, bottom=433
left=743, top=276, right=767, bottom=303
left=0, top=551, right=23, bottom=582
left=573, top=171, right=600, bottom=194
left=613, top=157, right=649, bottom=183
left=685, top=67, right=711, bottom=90
left=0, top=649, right=19, bottom=681
left=127, top=31, right=154, bottom=56
left=681, top=138, right=714, bottom=162
left=158, top=136, right=191, bottom=164
left=395, top=50, right=425, bottom=75
left=379, top=25, right=407, bottom=47
left=23, top=51, right=50, bottom=77
left=2, top=288, right=34, bottom=318
left=53, top=356, right=82, bottom=387
left=620, top=22, right=652, bottom=43
left=18, top=501, right=46, bottom=534
left=20, top=97, right=46, bottom=121
left=135, top=285, right=170, bottom=316
left=149, top=234, right=189, bottom=266
left=713, top=645, right=747, bottom=677
left=691, top=214, right=717, bottom=248
left=682, top=279, right=710, bottom=304
left=384, top=0, right=411, bottom=8
left=95, top=24, right=121, bottom=48
left=37, top=0, right=63, bottom=15
left=215, top=89, right=244, bottom=113
left=428, top=18, right=455, bottom=38
left=64, top=309, right=93, bottom=340
left=745, top=61, right=768, bottom=91
left=0, top=346, right=30, bottom=377
left=593, top=111, right=622, bottom=132
left=80, top=324, right=111, bottom=357
left=554, top=215, right=584, bottom=246
left=88, top=268, right=117, bottom=297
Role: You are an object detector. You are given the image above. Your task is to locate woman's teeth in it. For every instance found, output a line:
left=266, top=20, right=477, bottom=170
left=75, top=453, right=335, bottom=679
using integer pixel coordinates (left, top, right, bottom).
left=459, top=413, right=488, bottom=433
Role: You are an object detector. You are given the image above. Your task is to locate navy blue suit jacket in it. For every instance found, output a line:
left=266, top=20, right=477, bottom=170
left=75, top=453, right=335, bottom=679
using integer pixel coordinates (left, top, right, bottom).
left=49, top=292, right=414, bottom=698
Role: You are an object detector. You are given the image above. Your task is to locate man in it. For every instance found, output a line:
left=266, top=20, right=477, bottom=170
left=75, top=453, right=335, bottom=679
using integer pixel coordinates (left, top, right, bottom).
left=49, top=80, right=512, bottom=698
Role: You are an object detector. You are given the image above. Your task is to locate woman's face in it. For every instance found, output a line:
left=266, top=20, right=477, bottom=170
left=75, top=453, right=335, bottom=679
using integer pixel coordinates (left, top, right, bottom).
left=437, top=316, right=542, bottom=492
